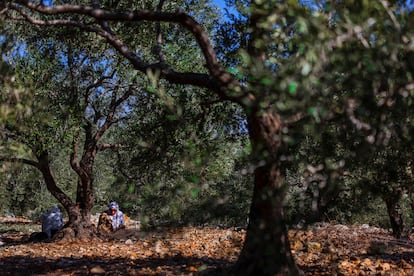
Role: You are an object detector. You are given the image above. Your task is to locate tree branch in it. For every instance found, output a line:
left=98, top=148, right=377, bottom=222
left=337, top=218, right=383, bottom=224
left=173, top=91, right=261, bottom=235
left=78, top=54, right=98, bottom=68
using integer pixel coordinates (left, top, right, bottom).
left=34, top=149, right=75, bottom=210
left=0, top=156, right=40, bottom=168
left=94, top=84, right=135, bottom=142
left=19, top=2, right=223, bottom=74
left=346, top=99, right=372, bottom=132
left=0, top=128, right=27, bottom=144
left=97, top=143, right=123, bottom=151
left=9, top=2, right=244, bottom=102
left=70, top=127, right=82, bottom=175
left=85, top=68, right=117, bottom=108
left=154, top=0, right=166, bottom=64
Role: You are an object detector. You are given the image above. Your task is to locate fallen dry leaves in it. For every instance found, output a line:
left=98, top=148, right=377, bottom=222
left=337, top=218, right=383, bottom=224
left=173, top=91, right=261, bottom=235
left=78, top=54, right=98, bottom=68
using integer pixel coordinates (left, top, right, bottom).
left=291, top=223, right=414, bottom=275
left=2, top=217, right=414, bottom=275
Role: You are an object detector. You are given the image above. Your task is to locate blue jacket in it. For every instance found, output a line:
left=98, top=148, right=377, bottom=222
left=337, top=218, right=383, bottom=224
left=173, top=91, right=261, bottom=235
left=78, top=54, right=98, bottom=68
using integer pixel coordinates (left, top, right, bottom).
left=41, top=206, right=63, bottom=238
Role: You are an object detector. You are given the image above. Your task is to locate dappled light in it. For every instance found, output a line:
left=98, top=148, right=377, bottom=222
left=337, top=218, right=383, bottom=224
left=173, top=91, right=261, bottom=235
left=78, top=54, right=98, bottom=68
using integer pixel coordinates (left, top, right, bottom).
left=2, top=0, right=414, bottom=274
left=3, top=217, right=414, bottom=274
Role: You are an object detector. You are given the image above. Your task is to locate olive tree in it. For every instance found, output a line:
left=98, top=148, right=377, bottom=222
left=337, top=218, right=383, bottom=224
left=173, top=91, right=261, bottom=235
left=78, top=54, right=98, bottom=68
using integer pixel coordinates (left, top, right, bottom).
left=3, top=0, right=414, bottom=274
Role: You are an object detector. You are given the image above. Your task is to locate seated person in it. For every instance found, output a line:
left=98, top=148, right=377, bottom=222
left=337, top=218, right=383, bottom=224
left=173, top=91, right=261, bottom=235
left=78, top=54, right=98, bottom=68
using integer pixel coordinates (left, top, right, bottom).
left=98, top=201, right=125, bottom=233
left=41, top=205, right=64, bottom=239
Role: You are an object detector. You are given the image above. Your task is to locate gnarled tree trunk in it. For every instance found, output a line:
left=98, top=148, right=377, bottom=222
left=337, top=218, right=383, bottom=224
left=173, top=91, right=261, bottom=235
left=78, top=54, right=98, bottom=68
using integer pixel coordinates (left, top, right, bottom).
left=233, top=112, right=302, bottom=275
left=62, top=127, right=102, bottom=241
left=36, top=147, right=97, bottom=241
left=58, top=203, right=97, bottom=242
left=383, top=193, right=404, bottom=239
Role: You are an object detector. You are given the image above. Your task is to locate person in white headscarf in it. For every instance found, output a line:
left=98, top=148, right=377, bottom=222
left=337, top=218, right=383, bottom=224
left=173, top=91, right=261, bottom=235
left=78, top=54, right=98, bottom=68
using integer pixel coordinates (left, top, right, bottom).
left=98, top=201, right=125, bottom=233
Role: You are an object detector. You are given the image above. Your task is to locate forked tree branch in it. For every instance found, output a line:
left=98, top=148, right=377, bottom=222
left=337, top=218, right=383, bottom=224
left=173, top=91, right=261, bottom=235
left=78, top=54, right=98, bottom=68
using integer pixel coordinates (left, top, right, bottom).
left=8, top=1, right=244, bottom=102
left=94, top=84, right=135, bottom=142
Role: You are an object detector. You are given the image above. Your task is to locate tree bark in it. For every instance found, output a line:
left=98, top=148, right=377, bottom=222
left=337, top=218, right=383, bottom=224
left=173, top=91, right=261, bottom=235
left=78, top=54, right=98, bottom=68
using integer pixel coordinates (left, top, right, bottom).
left=233, top=112, right=302, bottom=275
left=57, top=203, right=97, bottom=242
left=36, top=149, right=73, bottom=212
left=76, top=146, right=97, bottom=219
left=384, top=195, right=404, bottom=239
left=9, top=1, right=302, bottom=267
left=35, top=148, right=97, bottom=240
left=234, top=164, right=301, bottom=275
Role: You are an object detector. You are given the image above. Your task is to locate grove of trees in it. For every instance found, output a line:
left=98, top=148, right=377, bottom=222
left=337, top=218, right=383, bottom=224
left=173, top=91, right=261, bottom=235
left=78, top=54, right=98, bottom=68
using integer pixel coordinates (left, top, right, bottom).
left=1, top=0, right=414, bottom=275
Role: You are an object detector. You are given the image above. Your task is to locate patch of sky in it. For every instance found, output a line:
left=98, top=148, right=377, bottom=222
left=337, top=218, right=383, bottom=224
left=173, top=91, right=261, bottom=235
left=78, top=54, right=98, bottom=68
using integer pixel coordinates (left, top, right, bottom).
left=402, top=0, right=414, bottom=11
left=212, top=0, right=240, bottom=22
left=41, top=0, right=54, bottom=7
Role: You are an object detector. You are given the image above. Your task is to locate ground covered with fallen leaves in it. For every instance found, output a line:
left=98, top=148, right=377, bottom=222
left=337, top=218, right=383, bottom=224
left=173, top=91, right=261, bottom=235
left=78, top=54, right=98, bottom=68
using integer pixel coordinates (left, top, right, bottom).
left=2, top=217, right=414, bottom=275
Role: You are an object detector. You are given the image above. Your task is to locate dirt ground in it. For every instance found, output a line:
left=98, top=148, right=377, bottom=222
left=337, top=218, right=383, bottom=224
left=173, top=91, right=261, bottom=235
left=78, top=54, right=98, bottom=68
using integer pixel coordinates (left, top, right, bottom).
left=2, top=216, right=414, bottom=275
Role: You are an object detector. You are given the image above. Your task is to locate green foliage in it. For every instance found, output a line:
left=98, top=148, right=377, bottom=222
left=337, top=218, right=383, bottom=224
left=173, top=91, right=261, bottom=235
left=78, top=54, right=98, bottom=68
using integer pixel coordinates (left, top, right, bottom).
left=0, top=165, right=57, bottom=218
left=1, top=0, right=247, bottom=227
left=106, top=91, right=252, bottom=225
left=3, top=1, right=414, bottom=239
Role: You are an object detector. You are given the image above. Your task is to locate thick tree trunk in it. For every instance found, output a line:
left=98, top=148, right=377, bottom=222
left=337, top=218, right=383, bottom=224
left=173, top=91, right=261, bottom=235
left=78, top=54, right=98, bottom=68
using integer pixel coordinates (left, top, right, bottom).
left=36, top=148, right=98, bottom=241
left=234, top=164, right=301, bottom=275
left=409, top=190, right=414, bottom=228
left=55, top=204, right=97, bottom=242
left=233, top=112, right=302, bottom=275
left=66, top=133, right=99, bottom=240
left=384, top=195, right=404, bottom=239
left=75, top=143, right=96, bottom=213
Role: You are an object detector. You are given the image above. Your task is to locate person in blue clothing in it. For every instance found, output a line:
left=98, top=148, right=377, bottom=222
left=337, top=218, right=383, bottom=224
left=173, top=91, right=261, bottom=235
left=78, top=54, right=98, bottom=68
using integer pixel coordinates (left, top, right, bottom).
left=98, top=201, right=125, bottom=233
left=41, top=205, right=64, bottom=239
left=28, top=205, right=63, bottom=242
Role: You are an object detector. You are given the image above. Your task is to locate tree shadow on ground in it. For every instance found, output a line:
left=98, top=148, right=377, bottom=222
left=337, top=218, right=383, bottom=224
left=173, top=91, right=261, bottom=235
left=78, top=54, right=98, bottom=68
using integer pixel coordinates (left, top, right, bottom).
left=0, top=226, right=242, bottom=275
left=360, top=251, right=414, bottom=263
left=0, top=255, right=233, bottom=275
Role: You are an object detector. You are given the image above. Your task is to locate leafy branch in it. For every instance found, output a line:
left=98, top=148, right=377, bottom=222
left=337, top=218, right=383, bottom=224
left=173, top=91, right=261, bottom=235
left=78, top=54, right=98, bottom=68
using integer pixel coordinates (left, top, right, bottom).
left=6, top=1, right=250, bottom=104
